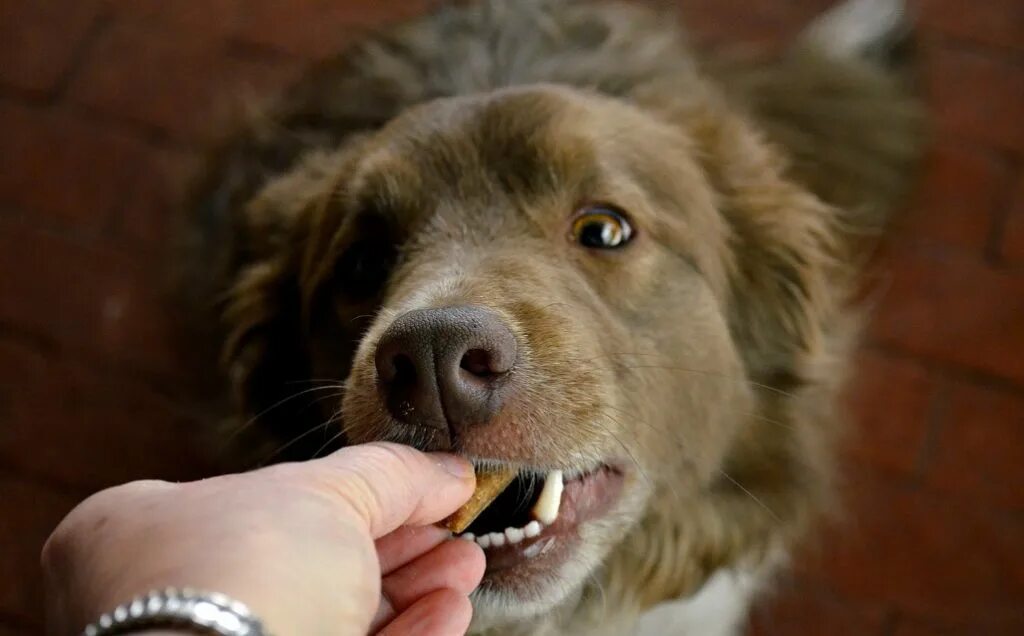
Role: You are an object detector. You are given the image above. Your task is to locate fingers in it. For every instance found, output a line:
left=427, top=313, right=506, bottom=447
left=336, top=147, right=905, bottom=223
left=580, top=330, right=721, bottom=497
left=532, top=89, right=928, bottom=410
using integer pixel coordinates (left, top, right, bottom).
left=312, top=442, right=475, bottom=538
left=371, top=539, right=484, bottom=631
left=376, top=525, right=452, bottom=574
left=376, top=588, right=474, bottom=636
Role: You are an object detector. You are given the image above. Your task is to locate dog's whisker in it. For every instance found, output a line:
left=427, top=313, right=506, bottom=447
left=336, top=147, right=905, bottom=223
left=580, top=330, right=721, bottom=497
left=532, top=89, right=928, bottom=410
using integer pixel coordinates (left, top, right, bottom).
left=258, top=420, right=335, bottom=466
left=572, top=351, right=801, bottom=401
left=747, top=412, right=799, bottom=433
left=589, top=411, right=657, bottom=491
left=228, top=385, right=348, bottom=441
left=717, top=469, right=782, bottom=523
left=584, top=569, right=609, bottom=617
left=608, top=392, right=784, bottom=522
left=311, top=429, right=347, bottom=459
left=283, top=378, right=347, bottom=387
left=605, top=391, right=799, bottom=437
left=307, top=391, right=346, bottom=410
left=609, top=362, right=799, bottom=400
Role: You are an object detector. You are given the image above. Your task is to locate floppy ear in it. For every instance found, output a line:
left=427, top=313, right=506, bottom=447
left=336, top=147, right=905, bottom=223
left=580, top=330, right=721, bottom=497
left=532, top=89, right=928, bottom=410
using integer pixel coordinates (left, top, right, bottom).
left=173, top=31, right=427, bottom=461
left=220, top=246, right=312, bottom=458
left=680, top=94, right=850, bottom=391
left=227, top=171, right=336, bottom=462
left=176, top=145, right=355, bottom=463
left=593, top=94, right=854, bottom=614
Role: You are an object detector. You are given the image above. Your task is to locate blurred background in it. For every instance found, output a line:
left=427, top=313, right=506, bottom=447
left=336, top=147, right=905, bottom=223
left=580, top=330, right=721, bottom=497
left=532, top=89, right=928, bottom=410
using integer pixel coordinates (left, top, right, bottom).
left=1, top=1, right=1021, bottom=634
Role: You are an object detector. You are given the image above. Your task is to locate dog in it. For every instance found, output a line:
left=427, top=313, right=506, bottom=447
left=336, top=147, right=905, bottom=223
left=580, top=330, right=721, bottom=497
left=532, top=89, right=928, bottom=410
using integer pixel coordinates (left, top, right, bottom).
left=175, top=0, right=924, bottom=633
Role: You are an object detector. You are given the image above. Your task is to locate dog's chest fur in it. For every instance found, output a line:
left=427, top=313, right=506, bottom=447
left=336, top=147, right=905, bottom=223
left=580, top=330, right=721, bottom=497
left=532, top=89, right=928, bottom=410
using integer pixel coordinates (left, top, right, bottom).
left=633, top=566, right=770, bottom=636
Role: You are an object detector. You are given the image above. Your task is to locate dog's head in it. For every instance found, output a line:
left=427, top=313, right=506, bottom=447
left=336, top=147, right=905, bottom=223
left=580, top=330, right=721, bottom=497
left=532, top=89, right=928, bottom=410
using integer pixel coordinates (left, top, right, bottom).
left=217, top=82, right=845, bottom=624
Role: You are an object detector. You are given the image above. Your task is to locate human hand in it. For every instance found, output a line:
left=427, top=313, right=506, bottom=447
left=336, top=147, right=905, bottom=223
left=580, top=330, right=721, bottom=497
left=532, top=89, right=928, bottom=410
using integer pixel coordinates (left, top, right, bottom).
left=42, top=443, right=485, bottom=636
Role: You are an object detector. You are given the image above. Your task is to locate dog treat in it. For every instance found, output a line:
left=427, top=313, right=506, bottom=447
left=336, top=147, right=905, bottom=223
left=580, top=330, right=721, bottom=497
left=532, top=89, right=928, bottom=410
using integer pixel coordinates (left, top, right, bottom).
left=443, top=466, right=517, bottom=533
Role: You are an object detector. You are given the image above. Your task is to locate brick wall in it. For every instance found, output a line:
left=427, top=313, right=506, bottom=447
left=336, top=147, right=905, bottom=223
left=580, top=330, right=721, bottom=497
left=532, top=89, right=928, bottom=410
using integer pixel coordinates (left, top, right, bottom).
left=1, top=1, right=1021, bottom=634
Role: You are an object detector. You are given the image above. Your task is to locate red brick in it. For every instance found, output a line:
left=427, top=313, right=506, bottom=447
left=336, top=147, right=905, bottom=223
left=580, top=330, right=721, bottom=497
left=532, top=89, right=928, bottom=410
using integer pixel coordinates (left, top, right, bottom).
left=869, top=245, right=1024, bottom=384
left=69, top=20, right=299, bottom=140
left=113, top=148, right=197, bottom=252
left=897, top=140, right=1009, bottom=254
left=233, top=0, right=430, bottom=59
left=842, top=351, right=935, bottom=476
left=920, top=0, right=1024, bottom=52
left=0, top=339, right=216, bottom=492
left=1002, top=170, right=1024, bottom=267
left=102, top=0, right=240, bottom=39
left=0, top=478, right=79, bottom=626
left=0, top=219, right=179, bottom=377
left=926, top=45, right=1024, bottom=153
left=892, top=614, right=1024, bottom=636
left=0, top=0, right=102, bottom=95
left=793, top=471, right=1023, bottom=622
left=0, top=101, right=149, bottom=234
left=748, top=577, right=889, bottom=636
left=991, top=513, right=1024, bottom=603
left=678, top=0, right=832, bottom=50
left=924, top=380, right=1024, bottom=510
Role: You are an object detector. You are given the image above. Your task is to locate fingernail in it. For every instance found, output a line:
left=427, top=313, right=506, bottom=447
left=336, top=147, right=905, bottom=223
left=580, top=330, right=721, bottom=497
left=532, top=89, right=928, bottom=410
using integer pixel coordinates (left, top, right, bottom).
left=434, top=453, right=474, bottom=479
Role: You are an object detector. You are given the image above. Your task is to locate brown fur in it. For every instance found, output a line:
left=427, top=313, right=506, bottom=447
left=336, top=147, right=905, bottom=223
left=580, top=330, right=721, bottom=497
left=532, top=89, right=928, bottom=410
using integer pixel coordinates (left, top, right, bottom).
left=174, top=1, right=925, bottom=633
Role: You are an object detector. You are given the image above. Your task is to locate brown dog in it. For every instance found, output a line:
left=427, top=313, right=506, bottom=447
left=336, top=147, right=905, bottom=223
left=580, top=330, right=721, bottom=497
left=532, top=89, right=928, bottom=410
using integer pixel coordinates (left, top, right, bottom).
left=176, top=0, right=924, bottom=633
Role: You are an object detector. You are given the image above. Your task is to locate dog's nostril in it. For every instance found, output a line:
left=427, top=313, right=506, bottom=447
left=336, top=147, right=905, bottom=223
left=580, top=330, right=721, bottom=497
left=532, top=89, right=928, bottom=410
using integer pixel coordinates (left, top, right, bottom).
left=391, top=354, right=417, bottom=386
left=460, top=348, right=496, bottom=377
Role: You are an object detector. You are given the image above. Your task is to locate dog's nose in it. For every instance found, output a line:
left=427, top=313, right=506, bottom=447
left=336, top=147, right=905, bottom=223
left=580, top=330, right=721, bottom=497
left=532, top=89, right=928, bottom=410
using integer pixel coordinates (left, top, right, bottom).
left=375, top=306, right=517, bottom=438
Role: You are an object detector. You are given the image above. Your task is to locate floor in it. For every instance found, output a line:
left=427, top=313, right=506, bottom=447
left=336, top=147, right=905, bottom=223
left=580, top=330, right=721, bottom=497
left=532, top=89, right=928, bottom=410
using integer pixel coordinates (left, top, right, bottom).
left=1, top=1, right=1022, bottom=634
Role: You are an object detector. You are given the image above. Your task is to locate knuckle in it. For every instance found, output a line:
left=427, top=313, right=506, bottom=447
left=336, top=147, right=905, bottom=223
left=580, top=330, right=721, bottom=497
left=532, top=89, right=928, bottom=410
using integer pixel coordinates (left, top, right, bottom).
left=42, top=480, right=176, bottom=567
left=79, top=480, right=175, bottom=522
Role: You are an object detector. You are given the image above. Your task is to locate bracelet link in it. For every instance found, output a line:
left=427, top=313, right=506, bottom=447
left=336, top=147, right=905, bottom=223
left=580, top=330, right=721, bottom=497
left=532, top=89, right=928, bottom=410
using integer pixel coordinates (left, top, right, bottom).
left=82, top=587, right=268, bottom=636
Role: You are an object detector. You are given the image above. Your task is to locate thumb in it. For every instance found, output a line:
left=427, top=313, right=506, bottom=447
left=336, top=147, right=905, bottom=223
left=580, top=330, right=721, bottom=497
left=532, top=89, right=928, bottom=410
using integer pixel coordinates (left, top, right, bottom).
left=311, top=442, right=476, bottom=538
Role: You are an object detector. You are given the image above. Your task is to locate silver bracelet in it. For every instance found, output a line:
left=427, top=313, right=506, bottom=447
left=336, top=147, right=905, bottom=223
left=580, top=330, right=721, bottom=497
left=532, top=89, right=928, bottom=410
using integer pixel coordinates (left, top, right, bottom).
left=81, top=587, right=268, bottom=636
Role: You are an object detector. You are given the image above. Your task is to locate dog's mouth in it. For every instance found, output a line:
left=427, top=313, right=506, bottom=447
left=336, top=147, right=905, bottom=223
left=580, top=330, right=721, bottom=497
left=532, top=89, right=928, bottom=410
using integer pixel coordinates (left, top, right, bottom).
left=457, top=462, right=626, bottom=575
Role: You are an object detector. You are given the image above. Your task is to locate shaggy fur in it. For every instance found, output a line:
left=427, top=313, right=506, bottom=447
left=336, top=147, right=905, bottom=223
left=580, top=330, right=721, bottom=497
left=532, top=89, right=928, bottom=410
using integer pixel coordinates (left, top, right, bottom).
left=175, top=1, right=924, bottom=634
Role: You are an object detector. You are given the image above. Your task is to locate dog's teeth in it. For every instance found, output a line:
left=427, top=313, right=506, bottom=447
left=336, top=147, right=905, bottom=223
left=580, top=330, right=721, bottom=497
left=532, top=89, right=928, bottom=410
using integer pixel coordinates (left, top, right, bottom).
left=524, top=520, right=542, bottom=538
left=504, top=527, right=525, bottom=544
left=476, top=534, right=491, bottom=549
left=487, top=532, right=506, bottom=547
left=460, top=533, right=475, bottom=542
left=531, top=469, right=564, bottom=525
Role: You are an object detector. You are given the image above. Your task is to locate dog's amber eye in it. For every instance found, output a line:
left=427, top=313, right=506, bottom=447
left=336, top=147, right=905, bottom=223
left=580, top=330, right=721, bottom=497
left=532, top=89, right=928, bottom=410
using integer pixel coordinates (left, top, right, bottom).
left=571, top=206, right=633, bottom=249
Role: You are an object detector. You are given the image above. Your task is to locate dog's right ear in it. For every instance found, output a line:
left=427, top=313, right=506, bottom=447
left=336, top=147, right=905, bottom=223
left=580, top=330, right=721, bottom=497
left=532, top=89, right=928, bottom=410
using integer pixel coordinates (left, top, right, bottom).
left=172, top=34, right=424, bottom=460
left=175, top=147, right=352, bottom=461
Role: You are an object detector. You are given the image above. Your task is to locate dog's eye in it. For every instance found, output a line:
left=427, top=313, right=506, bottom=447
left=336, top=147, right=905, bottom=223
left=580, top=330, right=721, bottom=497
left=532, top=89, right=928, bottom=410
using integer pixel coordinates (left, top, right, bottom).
left=571, top=206, right=633, bottom=249
left=335, top=239, right=395, bottom=299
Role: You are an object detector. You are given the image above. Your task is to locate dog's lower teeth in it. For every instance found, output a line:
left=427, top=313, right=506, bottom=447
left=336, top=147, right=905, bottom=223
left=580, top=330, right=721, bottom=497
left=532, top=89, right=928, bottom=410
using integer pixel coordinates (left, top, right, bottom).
left=531, top=469, right=564, bottom=524
left=468, top=521, right=545, bottom=549
left=505, top=527, right=525, bottom=544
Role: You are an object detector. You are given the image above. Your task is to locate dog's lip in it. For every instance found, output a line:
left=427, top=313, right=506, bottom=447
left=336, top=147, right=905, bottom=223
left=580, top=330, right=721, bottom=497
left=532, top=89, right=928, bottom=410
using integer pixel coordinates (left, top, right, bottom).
left=466, top=461, right=627, bottom=576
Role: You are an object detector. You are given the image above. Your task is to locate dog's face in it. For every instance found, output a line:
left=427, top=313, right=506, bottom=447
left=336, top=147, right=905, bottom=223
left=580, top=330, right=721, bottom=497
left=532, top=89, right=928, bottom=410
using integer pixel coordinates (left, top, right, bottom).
left=227, top=82, right=836, bottom=625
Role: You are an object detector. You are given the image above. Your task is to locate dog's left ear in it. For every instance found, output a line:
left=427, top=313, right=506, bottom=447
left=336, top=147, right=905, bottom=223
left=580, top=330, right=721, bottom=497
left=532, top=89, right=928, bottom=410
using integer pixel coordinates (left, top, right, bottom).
left=687, top=96, right=850, bottom=390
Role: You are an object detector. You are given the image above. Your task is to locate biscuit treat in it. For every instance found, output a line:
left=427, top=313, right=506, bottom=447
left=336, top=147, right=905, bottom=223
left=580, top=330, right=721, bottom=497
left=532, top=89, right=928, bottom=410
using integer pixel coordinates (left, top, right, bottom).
left=443, top=466, right=517, bottom=533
